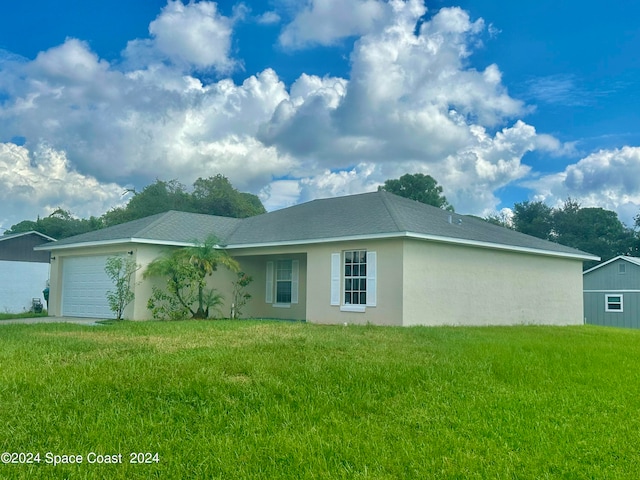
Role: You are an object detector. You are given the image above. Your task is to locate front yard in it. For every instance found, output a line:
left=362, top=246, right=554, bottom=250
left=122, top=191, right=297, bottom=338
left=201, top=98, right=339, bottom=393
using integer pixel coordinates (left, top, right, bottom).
left=0, top=320, right=639, bottom=479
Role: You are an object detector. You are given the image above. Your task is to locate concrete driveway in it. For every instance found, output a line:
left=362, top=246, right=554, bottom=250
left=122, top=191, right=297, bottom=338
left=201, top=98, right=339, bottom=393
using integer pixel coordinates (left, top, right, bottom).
left=0, top=316, right=107, bottom=326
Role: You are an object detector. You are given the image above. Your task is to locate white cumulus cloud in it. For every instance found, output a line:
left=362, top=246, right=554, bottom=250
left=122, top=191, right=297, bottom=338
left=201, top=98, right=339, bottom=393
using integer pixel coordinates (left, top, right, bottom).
left=3, top=0, right=628, bottom=229
left=525, top=146, right=640, bottom=225
left=124, top=0, right=238, bottom=72
left=0, top=143, right=126, bottom=230
left=279, top=0, right=388, bottom=48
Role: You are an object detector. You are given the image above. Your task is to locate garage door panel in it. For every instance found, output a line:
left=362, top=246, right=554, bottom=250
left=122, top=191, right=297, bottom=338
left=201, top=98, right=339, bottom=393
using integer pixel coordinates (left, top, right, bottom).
left=62, top=256, right=115, bottom=319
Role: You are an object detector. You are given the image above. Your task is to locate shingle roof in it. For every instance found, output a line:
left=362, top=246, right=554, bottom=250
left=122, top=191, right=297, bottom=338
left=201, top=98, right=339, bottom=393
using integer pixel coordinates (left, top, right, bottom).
left=38, top=191, right=598, bottom=260
left=38, top=211, right=242, bottom=249
left=225, top=191, right=597, bottom=259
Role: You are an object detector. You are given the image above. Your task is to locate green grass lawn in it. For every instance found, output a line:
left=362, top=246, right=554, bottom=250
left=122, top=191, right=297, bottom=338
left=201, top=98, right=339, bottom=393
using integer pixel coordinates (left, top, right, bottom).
left=0, top=311, right=48, bottom=320
left=0, top=320, right=639, bottom=479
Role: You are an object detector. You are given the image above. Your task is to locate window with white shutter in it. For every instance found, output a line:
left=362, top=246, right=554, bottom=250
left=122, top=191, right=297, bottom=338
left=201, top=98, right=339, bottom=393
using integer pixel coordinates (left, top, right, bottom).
left=330, top=250, right=377, bottom=310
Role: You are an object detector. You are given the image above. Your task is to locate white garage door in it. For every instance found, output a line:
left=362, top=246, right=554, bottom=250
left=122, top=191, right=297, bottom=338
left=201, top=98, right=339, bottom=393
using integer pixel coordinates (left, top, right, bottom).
left=62, top=256, right=115, bottom=318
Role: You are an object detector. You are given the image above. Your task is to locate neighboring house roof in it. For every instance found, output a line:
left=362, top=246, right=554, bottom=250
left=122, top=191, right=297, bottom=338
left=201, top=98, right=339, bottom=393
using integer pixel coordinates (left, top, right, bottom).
left=0, top=230, right=55, bottom=263
left=0, top=230, right=56, bottom=243
left=36, top=191, right=599, bottom=261
left=583, top=255, right=640, bottom=275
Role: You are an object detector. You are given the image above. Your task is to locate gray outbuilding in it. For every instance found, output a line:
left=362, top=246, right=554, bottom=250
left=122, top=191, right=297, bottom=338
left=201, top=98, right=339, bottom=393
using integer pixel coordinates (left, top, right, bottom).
left=583, top=256, right=640, bottom=328
left=0, top=231, right=55, bottom=313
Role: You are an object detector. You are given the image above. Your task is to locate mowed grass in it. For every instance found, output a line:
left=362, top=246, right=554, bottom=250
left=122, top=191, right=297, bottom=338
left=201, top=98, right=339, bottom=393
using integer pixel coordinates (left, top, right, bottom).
left=0, top=311, right=48, bottom=320
left=1, top=321, right=640, bottom=479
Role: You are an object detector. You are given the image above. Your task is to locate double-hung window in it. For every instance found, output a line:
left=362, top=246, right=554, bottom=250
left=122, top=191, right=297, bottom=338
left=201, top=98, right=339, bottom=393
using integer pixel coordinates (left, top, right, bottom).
left=276, top=260, right=293, bottom=304
left=330, top=250, right=376, bottom=311
left=265, top=259, right=299, bottom=306
left=344, top=250, right=367, bottom=305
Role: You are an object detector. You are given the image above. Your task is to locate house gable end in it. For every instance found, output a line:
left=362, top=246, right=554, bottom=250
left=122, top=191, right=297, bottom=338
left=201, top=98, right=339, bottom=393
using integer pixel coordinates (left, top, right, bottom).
left=583, top=257, right=640, bottom=291
left=0, top=232, right=53, bottom=263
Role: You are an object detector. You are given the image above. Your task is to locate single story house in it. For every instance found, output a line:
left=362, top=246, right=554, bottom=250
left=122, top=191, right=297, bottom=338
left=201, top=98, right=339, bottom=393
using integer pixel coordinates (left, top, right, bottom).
left=0, top=231, right=55, bottom=313
left=583, top=255, right=640, bottom=328
left=36, top=191, right=598, bottom=326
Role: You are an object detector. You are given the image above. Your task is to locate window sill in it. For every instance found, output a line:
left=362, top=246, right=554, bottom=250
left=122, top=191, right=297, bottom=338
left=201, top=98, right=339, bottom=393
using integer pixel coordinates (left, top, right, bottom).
left=273, top=303, right=291, bottom=309
left=340, top=305, right=366, bottom=313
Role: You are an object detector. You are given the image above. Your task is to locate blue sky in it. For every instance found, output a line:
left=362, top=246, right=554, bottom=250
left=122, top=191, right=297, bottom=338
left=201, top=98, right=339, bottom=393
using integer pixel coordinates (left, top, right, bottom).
left=0, top=0, right=639, bottom=231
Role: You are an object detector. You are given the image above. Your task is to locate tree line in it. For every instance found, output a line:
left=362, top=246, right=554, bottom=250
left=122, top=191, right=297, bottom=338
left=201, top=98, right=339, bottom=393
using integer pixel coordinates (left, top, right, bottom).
left=4, top=175, right=266, bottom=239
left=507, top=199, right=638, bottom=269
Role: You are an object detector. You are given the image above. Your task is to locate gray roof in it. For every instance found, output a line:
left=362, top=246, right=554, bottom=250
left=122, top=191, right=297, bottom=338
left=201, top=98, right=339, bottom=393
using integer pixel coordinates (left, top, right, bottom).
left=37, top=211, right=242, bottom=249
left=0, top=230, right=56, bottom=242
left=38, top=191, right=598, bottom=260
left=226, top=191, right=596, bottom=258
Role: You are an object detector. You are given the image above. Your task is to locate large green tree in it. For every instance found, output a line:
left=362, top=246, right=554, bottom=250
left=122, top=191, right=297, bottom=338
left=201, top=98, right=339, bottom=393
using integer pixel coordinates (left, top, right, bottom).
left=191, top=175, right=266, bottom=218
left=379, top=173, right=454, bottom=211
left=512, top=198, right=637, bottom=269
left=552, top=200, right=636, bottom=266
left=102, top=179, right=192, bottom=227
left=512, top=201, right=554, bottom=240
left=103, top=176, right=266, bottom=227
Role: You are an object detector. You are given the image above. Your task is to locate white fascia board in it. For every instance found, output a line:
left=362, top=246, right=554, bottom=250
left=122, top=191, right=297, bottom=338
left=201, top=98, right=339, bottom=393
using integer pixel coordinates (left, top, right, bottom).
left=1, top=230, right=57, bottom=243
left=225, top=231, right=599, bottom=261
left=35, top=239, right=133, bottom=251
left=224, top=233, right=404, bottom=250
left=584, top=289, right=640, bottom=293
left=582, top=255, right=628, bottom=275
left=130, top=238, right=198, bottom=247
left=404, top=232, right=601, bottom=261
left=35, top=238, right=199, bottom=251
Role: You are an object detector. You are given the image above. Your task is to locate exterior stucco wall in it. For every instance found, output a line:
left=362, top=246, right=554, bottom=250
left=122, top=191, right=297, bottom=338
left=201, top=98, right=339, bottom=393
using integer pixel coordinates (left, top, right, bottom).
left=48, top=244, right=141, bottom=318
left=303, top=239, right=403, bottom=326
left=130, top=245, right=238, bottom=320
left=0, top=260, right=50, bottom=313
left=402, top=239, right=585, bottom=326
left=228, top=252, right=307, bottom=320
left=228, top=239, right=403, bottom=325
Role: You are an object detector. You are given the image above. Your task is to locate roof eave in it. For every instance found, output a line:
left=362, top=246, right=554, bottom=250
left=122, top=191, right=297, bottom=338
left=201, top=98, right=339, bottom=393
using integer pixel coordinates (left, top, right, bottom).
left=1, top=230, right=57, bottom=243
left=34, top=237, right=200, bottom=251
left=582, top=255, right=637, bottom=275
left=405, top=232, right=600, bottom=261
left=226, top=231, right=600, bottom=261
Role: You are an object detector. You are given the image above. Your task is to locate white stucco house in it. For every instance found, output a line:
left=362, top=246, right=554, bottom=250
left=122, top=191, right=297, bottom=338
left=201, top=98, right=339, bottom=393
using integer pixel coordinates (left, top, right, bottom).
left=0, top=231, right=55, bottom=313
left=36, top=191, right=599, bottom=326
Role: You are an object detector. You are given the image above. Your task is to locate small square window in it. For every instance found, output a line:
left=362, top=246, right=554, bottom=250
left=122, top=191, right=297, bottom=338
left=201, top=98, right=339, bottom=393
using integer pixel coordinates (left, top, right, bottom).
left=619, top=263, right=626, bottom=274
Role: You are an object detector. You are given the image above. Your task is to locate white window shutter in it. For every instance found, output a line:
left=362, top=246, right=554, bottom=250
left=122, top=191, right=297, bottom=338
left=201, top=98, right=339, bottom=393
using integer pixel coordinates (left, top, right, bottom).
left=291, top=260, right=299, bottom=304
left=366, top=251, right=377, bottom=307
left=265, top=261, right=274, bottom=304
left=330, top=253, right=340, bottom=306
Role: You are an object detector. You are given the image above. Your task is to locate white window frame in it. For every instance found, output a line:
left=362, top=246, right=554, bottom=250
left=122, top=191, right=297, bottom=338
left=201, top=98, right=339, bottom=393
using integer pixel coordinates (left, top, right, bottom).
left=618, top=263, right=626, bottom=274
left=330, top=250, right=376, bottom=312
left=605, top=294, right=623, bottom=313
left=266, top=259, right=298, bottom=307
